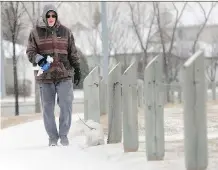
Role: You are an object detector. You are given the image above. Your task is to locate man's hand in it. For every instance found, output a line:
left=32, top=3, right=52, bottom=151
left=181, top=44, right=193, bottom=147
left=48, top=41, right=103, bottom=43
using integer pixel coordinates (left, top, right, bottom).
left=74, top=68, right=81, bottom=86
left=35, top=54, right=47, bottom=67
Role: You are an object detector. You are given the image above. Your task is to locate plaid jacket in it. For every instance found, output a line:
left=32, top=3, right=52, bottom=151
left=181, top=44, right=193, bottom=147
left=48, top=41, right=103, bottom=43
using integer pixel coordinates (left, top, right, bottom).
left=26, top=20, right=80, bottom=83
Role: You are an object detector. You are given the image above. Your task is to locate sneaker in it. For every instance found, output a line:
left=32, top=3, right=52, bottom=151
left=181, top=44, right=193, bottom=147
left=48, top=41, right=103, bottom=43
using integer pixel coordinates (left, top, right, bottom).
left=60, top=136, right=69, bottom=146
left=49, top=138, right=58, bottom=146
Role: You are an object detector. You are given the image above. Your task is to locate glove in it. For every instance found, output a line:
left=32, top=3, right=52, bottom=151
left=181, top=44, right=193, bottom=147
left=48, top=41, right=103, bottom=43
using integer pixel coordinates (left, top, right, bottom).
left=35, top=54, right=47, bottom=67
left=74, top=68, right=81, bottom=86
left=36, top=55, right=54, bottom=76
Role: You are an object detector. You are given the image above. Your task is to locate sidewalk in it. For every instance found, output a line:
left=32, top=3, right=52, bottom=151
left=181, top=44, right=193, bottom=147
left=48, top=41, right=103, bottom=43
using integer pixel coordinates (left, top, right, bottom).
left=0, top=114, right=217, bottom=170
left=0, top=114, right=119, bottom=170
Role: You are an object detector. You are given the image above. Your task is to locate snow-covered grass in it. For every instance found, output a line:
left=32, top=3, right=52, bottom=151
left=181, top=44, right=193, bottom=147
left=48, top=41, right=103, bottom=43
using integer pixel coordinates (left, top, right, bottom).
left=0, top=110, right=218, bottom=170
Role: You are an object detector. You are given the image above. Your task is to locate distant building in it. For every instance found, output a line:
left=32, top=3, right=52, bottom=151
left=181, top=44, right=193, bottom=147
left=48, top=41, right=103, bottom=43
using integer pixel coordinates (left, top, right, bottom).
left=175, top=24, right=218, bottom=44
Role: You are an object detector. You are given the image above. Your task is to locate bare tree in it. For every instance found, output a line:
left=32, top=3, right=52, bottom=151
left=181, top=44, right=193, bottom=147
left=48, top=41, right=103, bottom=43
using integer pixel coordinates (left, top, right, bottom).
left=167, top=2, right=187, bottom=83
left=192, top=2, right=216, bottom=53
left=206, top=57, right=218, bottom=100
left=84, top=2, right=135, bottom=71
left=205, top=36, right=218, bottom=100
left=154, top=2, right=187, bottom=79
left=2, top=2, right=25, bottom=116
left=153, top=2, right=187, bottom=102
left=86, top=3, right=101, bottom=68
left=22, top=1, right=42, bottom=113
left=90, top=3, right=131, bottom=55
left=107, top=3, right=125, bottom=55
left=128, top=2, right=155, bottom=69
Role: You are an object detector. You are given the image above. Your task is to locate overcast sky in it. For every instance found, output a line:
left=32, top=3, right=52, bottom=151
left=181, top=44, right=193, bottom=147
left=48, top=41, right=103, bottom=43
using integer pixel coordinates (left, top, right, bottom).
left=179, top=2, right=218, bottom=25
left=54, top=1, right=218, bottom=29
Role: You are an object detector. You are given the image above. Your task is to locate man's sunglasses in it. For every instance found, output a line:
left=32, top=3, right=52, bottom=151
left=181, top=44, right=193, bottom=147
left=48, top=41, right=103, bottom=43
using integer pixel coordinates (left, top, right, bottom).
left=46, top=15, right=57, bottom=18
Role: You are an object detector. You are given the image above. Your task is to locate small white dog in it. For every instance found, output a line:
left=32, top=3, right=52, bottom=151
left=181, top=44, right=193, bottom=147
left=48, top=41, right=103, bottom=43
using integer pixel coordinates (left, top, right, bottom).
left=69, top=119, right=105, bottom=147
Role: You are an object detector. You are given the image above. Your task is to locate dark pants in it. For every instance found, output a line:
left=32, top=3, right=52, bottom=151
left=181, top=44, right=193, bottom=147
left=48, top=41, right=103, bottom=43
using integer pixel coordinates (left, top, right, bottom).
left=39, top=79, right=73, bottom=140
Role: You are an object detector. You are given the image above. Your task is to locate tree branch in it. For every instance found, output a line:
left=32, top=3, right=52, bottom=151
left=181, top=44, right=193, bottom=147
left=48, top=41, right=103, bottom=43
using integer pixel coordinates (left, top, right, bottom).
left=128, top=2, right=146, bottom=54
left=21, top=2, right=34, bottom=26
left=155, top=2, right=166, bottom=55
left=192, top=2, right=216, bottom=53
left=168, top=2, right=187, bottom=55
left=57, top=2, right=63, bottom=9
left=145, top=8, right=155, bottom=54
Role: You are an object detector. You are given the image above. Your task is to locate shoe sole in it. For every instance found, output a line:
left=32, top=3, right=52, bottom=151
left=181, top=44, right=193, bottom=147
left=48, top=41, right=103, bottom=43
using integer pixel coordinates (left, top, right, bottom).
left=49, top=143, right=58, bottom=146
left=50, top=144, right=57, bottom=146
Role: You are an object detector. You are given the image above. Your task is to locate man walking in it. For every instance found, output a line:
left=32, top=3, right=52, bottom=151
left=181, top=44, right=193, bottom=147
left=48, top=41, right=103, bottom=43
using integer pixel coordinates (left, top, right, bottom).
left=26, top=4, right=81, bottom=146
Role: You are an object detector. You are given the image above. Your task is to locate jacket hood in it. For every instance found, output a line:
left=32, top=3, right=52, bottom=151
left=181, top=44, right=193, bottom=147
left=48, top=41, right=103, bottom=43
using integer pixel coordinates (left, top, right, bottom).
left=37, top=4, right=60, bottom=28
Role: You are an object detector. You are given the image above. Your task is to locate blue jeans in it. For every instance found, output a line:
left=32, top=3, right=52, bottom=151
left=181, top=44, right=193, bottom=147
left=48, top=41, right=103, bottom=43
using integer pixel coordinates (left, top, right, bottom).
left=39, top=79, right=74, bottom=140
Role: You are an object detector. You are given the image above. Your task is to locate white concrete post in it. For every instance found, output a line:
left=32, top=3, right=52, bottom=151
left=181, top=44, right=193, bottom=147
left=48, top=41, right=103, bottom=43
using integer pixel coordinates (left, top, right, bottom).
left=107, top=63, right=122, bottom=144
left=83, top=67, right=100, bottom=123
left=183, top=50, right=208, bottom=170
left=122, top=61, right=138, bottom=152
left=144, top=55, right=165, bottom=160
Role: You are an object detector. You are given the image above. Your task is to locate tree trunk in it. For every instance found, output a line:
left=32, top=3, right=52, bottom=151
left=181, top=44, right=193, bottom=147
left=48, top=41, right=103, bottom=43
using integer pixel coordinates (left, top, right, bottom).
left=178, top=88, right=182, bottom=103
left=212, top=80, right=216, bottom=101
left=23, top=56, right=26, bottom=101
left=170, top=90, right=174, bottom=103
left=12, top=41, right=19, bottom=116
left=34, top=2, right=41, bottom=113
left=23, top=77, right=26, bottom=101
left=34, top=72, right=41, bottom=113
left=166, top=87, right=171, bottom=103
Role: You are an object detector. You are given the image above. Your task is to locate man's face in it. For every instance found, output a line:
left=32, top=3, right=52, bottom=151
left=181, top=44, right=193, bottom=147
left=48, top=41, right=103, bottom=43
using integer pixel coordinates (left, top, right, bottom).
left=46, top=11, right=57, bottom=27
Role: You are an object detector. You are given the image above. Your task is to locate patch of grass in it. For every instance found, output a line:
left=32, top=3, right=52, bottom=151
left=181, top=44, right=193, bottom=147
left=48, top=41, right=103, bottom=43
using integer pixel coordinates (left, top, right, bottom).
left=1, top=114, right=42, bottom=129
left=207, top=100, right=218, bottom=105
left=164, top=103, right=183, bottom=108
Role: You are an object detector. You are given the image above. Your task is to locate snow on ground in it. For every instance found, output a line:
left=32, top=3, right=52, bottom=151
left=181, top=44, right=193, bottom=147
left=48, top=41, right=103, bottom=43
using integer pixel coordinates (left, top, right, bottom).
left=0, top=114, right=119, bottom=170
left=0, top=111, right=218, bottom=170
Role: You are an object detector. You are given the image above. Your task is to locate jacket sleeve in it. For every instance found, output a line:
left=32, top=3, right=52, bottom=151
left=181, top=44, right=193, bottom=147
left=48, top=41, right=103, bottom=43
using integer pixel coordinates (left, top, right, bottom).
left=26, top=30, right=38, bottom=65
left=68, top=31, right=80, bottom=69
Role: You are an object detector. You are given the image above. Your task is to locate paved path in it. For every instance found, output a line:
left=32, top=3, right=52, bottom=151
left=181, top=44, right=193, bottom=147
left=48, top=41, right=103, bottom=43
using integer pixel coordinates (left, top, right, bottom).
left=0, top=115, right=120, bottom=170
